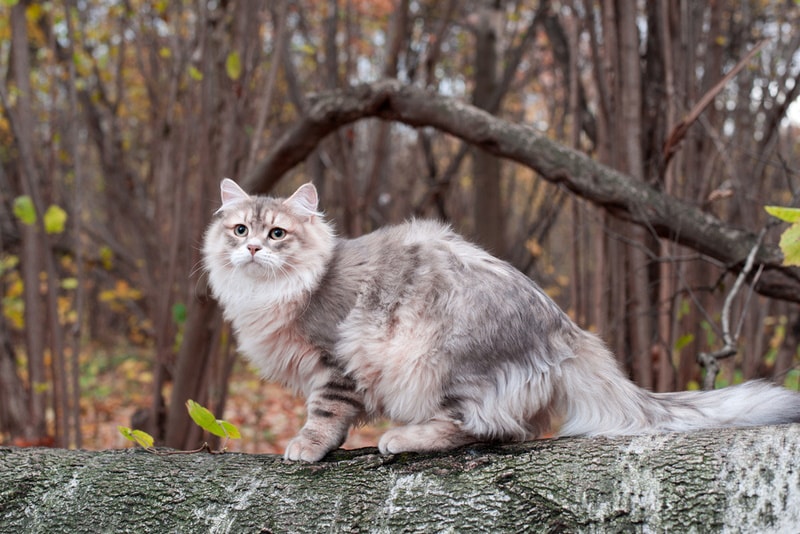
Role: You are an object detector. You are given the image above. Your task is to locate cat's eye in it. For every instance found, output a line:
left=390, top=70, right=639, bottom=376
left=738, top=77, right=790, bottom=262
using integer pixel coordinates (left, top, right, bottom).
left=233, top=224, right=248, bottom=237
left=268, top=227, right=287, bottom=240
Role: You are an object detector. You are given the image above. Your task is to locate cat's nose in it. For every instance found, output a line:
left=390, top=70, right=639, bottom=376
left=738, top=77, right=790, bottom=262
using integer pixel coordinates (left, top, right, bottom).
left=247, top=244, right=262, bottom=257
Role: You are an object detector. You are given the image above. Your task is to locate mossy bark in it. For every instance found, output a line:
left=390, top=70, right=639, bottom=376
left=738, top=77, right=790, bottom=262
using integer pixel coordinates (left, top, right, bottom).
left=2, top=425, right=799, bottom=532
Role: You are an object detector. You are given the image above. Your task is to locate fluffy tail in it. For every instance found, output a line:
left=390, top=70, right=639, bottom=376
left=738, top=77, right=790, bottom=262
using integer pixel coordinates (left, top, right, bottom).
left=554, top=331, right=800, bottom=438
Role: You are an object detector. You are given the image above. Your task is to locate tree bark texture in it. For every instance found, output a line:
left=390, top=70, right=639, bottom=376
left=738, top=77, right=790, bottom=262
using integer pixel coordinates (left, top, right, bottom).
left=2, top=425, right=799, bottom=532
left=242, top=80, right=800, bottom=304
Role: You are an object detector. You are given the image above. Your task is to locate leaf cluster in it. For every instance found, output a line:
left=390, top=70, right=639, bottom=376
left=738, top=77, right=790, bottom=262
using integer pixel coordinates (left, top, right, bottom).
left=118, top=399, right=240, bottom=454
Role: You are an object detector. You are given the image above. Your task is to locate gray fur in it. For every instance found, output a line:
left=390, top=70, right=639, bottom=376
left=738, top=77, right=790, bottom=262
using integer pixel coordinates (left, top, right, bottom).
left=203, top=180, right=800, bottom=462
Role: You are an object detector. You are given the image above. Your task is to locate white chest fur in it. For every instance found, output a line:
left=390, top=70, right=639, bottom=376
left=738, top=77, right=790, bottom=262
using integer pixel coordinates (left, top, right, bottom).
left=213, top=273, right=320, bottom=396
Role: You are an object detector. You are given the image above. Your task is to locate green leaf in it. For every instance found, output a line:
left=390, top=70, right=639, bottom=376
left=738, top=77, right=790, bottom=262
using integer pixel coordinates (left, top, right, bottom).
left=764, top=206, right=800, bottom=265
left=131, top=429, right=155, bottom=448
left=218, top=420, right=241, bottom=440
left=778, top=222, right=800, bottom=266
left=225, top=51, right=242, bottom=81
left=43, top=204, right=68, bottom=234
left=0, top=254, right=19, bottom=275
left=13, top=196, right=37, bottom=225
left=118, top=426, right=155, bottom=449
left=188, top=65, right=203, bottom=81
left=186, top=399, right=226, bottom=437
left=186, top=399, right=216, bottom=428
left=172, top=302, right=187, bottom=325
left=186, top=399, right=241, bottom=439
left=673, top=333, right=695, bottom=352
left=765, top=206, right=800, bottom=223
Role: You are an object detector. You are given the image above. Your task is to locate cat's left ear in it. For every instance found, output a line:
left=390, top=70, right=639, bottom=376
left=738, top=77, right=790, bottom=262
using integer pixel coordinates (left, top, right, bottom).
left=283, top=183, right=320, bottom=217
left=218, top=178, right=250, bottom=211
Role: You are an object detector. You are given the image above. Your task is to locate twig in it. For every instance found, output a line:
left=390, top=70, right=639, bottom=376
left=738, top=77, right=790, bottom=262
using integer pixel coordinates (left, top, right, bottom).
left=697, top=228, right=767, bottom=390
left=662, top=40, right=768, bottom=171
left=142, top=442, right=229, bottom=456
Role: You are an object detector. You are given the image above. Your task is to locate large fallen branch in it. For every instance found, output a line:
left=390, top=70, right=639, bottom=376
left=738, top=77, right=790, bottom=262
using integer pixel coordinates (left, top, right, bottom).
left=243, top=80, right=800, bottom=303
left=2, top=425, right=799, bottom=532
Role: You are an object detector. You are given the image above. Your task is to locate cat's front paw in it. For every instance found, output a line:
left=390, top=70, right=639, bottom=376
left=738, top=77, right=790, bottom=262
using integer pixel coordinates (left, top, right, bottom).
left=284, top=435, right=330, bottom=462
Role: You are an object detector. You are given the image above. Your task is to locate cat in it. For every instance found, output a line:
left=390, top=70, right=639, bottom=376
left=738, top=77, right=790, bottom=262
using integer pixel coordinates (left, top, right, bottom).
left=203, top=178, right=800, bottom=462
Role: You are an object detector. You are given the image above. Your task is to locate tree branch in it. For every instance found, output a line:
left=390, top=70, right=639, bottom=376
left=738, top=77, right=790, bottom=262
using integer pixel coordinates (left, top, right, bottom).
left=698, top=228, right=767, bottom=389
left=661, top=40, right=769, bottom=170
left=242, top=80, right=800, bottom=303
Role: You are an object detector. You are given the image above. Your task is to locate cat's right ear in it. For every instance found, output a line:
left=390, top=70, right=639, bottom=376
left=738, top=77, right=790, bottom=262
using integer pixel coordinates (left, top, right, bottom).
left=217, top=178, right=250, bottom=212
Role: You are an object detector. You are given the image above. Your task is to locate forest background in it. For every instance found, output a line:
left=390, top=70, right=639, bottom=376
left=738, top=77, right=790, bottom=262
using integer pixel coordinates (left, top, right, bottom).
left=1, top=0, right=799, bottom=454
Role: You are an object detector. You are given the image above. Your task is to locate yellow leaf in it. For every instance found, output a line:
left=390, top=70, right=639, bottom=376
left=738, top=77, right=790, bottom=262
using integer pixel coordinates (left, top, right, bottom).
left=58, top=296, right=72, bottom=318
left=2, top=298, right=24, bottom=329
left=61, top=277, right=78, bottom=290
left=188, top=65, right=203, bottom=81
left=225, top=51, right=242, bottom=81
left=525, top=238, right=542, bottom=258
left=7, top=278, right=23, bottom=299
left=25, top=3, right=42, bottom=24
left=43, top=204, right=68, bottom=234
left=99, top=246, right=113, bottom=270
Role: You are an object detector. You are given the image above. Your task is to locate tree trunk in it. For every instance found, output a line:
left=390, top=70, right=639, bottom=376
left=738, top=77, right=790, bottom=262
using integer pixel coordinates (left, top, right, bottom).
left=471, top=1, right=506, bottom=257
left=163, top=296, right=221, bottom=449
left=616, top=0, right=653, bottom=389
left=0, top=331, right=27, bottom=439
left=8, top=3, right=49, bottom=443
left=2, top=425, right=799, bottom=532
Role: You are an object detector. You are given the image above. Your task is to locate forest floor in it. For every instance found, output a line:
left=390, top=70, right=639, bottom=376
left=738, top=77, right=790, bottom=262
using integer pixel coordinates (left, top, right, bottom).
left=12, top=344, right=386, bottom=454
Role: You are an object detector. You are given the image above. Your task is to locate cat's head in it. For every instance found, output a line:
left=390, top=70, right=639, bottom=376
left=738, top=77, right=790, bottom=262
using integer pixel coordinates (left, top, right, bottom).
left=203, top=179, right=335, bottom=301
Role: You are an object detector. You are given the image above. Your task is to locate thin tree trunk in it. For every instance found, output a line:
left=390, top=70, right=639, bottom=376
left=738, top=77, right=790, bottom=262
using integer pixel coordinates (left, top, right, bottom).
left=471, top=0, right=506, bottom=257
left=6, top=4, right=50, bottom=443
left=164, top=296, right=222, bottom=449
left=0, top=325, right=28, bottom=439
left=617, top=0, right=653, bottom=388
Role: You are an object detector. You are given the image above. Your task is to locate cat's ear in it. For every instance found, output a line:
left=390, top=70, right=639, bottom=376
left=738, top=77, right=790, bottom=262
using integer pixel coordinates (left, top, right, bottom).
left=218, top=178, right=250, bottom=211
left=283, top=183, right=320, bottom=217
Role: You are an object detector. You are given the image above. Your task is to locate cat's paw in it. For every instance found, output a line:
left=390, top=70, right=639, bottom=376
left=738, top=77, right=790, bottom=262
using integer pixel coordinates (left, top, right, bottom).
left=378, top=421, right=473, bottom=454
left=378, top=428, right=412, bottom=454
left=284, top=435, right=330, bottom=462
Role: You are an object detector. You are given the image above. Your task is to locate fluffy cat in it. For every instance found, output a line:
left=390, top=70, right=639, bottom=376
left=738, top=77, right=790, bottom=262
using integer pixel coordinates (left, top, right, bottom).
left=203, top=179, right=800, bottom=461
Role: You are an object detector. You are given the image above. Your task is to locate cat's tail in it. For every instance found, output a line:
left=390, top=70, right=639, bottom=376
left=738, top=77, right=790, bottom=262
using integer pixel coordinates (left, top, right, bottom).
left=554, top=330, right=800, bottom=438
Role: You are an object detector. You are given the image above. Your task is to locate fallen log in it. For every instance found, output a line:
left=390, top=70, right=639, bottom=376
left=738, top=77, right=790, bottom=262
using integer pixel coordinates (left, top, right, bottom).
left=1, top=425, right=799, bottom=532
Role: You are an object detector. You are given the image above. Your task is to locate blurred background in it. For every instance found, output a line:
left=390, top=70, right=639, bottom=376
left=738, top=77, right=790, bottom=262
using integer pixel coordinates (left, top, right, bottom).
left=1, top=0, right=799, bottom=453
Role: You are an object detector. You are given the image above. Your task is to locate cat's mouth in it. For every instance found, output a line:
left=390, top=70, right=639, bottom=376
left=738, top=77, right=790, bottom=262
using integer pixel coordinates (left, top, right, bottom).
left=235, top=255, right=281, bottom=276
left=241, top=257, right=268, bottom=269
